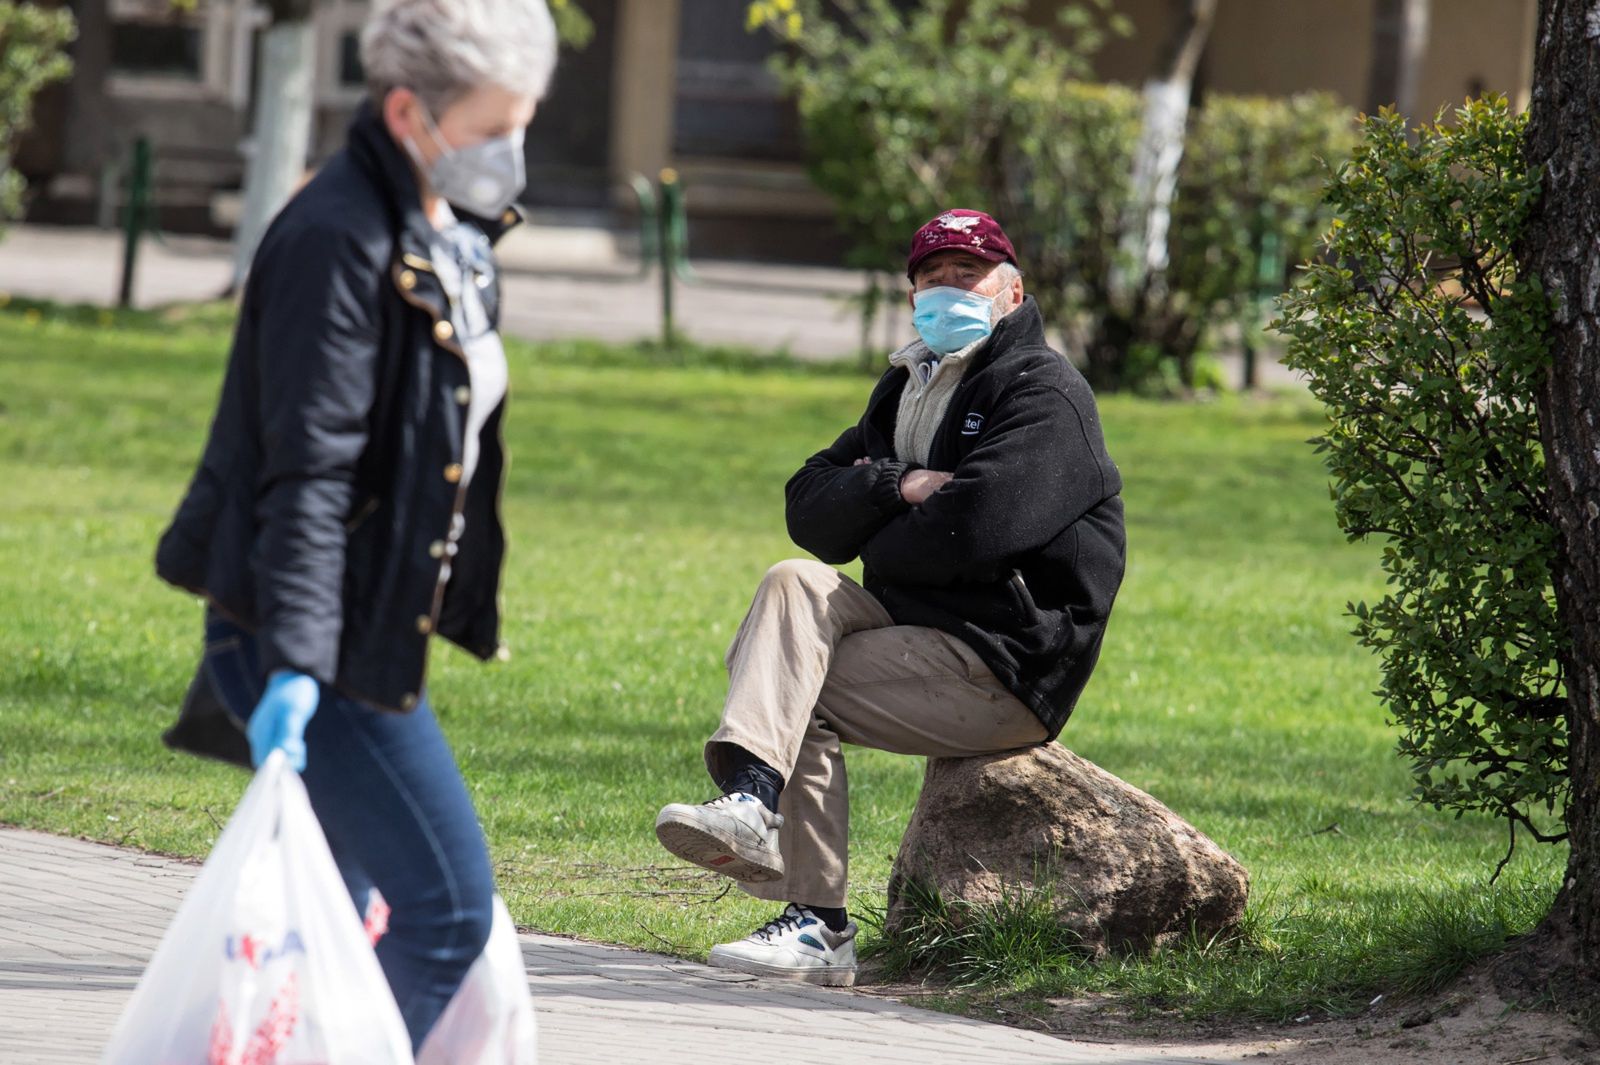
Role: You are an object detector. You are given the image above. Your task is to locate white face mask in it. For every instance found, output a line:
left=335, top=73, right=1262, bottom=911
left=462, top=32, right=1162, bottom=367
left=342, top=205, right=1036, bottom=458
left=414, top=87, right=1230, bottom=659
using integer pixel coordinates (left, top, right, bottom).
left=404, top=103, right=527, bottom=219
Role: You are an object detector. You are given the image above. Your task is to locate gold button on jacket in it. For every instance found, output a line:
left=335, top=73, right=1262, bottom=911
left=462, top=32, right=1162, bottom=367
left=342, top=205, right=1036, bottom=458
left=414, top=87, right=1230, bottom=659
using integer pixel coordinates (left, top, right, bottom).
left=434, top=320, right=455, bottom=342
left=443, top=463, right=464, bottom=484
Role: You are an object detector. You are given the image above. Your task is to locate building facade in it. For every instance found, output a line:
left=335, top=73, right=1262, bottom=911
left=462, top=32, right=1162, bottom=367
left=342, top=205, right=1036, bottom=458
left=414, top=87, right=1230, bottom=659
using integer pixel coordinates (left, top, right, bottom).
left=19, top=0, right=1539, bottom=263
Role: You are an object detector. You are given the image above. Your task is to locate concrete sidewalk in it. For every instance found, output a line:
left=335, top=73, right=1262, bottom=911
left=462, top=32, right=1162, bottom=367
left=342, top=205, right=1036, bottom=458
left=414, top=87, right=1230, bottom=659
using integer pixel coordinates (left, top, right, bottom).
left=0, top=224, right=903, bottom=362
left=0, top=827, right=1225, bottom=1065
left=0, top=224, right=1300, bottom=388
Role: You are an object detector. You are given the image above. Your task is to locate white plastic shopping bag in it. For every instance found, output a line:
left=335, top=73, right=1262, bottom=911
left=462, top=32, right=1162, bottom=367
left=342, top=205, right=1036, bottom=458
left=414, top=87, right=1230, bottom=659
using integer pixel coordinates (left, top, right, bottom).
left=103, top=752, right=415, bottom=1065
left=416, top=896, right=537, bottom=1065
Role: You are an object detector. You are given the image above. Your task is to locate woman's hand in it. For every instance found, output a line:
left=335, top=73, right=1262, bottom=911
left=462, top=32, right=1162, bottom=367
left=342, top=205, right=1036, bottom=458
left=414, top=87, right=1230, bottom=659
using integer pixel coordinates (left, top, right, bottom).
left=247, top=671, right=320, bottom=772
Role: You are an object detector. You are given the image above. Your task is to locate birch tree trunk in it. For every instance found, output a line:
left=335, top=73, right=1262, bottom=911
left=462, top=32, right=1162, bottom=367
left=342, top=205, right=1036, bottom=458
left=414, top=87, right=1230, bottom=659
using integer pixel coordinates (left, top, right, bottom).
left=1113, top=0, right=1215, bottom=307
left=1512, top=0, right=1600, bottom=992
left=230, top=0, right=317, bottom=290
left=1364, top=0, right=1430, bottom=118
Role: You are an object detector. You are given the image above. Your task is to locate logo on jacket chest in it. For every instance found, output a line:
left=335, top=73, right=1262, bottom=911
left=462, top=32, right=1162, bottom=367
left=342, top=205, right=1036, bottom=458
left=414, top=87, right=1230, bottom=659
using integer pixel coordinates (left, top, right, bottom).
left=961, top=412, right=985, bottom=436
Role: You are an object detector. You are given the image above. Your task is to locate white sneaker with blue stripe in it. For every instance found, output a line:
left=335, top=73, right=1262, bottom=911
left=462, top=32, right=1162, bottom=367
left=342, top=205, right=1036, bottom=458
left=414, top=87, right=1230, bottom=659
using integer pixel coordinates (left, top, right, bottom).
left=655, top=791, right=785, bottom=883
left=707, top=904, right=858, bottom=986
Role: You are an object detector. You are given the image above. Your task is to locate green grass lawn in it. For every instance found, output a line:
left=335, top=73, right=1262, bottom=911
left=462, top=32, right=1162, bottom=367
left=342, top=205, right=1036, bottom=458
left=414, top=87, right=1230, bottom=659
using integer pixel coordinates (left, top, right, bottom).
left=0, top=298, right=1566, bottom=1022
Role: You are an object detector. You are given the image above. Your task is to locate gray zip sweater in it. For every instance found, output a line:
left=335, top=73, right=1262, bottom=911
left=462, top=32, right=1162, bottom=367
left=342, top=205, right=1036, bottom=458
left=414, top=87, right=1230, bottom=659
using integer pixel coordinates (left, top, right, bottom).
left=888, top=334, right=988, bottom=465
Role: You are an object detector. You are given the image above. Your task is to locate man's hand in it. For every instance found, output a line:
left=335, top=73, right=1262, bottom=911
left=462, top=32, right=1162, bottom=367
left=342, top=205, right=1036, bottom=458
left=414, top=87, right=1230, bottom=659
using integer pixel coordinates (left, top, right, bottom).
left=900, top=469, right=953, bottom=505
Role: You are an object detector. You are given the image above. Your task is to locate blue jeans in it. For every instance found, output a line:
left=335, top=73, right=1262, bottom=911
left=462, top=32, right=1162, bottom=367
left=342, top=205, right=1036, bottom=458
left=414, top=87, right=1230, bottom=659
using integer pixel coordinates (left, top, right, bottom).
left=202, top=614, right=494, bottom=1051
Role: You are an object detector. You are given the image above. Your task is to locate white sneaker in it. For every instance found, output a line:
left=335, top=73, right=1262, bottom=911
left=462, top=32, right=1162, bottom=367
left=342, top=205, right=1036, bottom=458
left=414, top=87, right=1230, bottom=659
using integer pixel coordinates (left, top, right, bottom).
left=708, top=904, right=858, bottom=986
left=654, top=792, right=785, bottom=883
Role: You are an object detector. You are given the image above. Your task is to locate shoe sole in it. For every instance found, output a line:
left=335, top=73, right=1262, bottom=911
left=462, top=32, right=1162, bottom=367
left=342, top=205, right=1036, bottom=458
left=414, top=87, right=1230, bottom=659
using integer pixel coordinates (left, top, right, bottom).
left=654, top=810, right=784, bottom=884
left=706, top=948, right=857, bottom=987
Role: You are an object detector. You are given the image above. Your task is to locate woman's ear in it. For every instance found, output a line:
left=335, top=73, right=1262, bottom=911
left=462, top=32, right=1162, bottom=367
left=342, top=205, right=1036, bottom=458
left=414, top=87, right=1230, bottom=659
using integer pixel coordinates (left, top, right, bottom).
left=381, top=87, right=419, bottom=148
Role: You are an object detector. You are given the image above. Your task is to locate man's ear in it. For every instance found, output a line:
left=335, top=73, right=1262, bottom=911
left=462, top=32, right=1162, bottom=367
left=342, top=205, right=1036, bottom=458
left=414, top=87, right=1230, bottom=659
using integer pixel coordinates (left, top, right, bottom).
left=907, top=287, right=917, bottom=311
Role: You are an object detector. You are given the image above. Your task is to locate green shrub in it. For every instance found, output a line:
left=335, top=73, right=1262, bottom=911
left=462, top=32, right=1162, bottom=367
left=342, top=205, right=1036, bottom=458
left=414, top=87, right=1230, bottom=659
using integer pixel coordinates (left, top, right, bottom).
left=749, top=0, right=1113, bottom=272
left=1163, top=93, right=1358, bottom=383
left=1027, top=85, right=1354, bottom=393
left=547, top=0, right=595, bottom=49
left=0, top=1, right=75, bottom=235
left=749, top=0, right=1353, bottom=392
left=1277, top=97, right=1566, bottom=850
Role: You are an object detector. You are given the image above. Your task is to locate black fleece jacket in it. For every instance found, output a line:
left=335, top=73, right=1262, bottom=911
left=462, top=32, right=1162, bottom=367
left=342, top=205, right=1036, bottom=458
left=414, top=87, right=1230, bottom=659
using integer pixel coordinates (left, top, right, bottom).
left=785, top=297, right=1125, bottom=738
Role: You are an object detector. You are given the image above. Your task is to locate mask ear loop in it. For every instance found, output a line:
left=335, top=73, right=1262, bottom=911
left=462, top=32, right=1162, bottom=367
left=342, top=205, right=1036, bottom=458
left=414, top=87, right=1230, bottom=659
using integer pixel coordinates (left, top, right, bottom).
left=507, top=126, right=528, bottom=196
left=415, top=100, right=456, bottom=160
left=398, top=96, right=456, bottom=203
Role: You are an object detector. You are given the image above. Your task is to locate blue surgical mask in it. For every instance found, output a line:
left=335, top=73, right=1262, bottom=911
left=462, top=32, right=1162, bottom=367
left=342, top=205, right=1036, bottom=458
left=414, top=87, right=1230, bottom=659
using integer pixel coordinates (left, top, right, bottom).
left=405, top=104, right=527, bottom=219
left=912, top=286, right=996, bottom=355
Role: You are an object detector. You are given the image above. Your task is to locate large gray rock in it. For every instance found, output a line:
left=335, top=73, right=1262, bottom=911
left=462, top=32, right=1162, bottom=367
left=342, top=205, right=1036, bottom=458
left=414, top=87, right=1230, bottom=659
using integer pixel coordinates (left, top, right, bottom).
left=887, top=742, right=1249, bottom=955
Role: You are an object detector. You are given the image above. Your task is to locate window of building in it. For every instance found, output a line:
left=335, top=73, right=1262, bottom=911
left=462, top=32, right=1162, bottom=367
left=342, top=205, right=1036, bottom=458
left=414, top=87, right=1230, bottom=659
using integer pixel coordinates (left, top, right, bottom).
left=672, top=0, right=800, bottom=161
left=314, top=1, right=369, bottom=106
left=110, top=0, right=206, bottom=81
left=338, top=31, right=365, bottom=88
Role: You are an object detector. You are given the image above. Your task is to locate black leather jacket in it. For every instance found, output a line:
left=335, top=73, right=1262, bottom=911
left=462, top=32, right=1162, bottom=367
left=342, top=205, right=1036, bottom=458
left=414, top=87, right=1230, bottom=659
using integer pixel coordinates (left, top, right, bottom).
left=156, top=102, right=518, bottom=712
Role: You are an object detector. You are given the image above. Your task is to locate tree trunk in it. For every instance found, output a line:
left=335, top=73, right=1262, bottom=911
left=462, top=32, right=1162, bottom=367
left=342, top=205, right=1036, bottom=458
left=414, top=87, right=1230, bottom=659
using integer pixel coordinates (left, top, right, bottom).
left=1084, top=311, right=1136, bottom=393
left=1114, top=0, right=1215, bottom=307
left=61, top=0, right=115, bottom=177
left=230, top=2, right=318, bottom=290
left=1512, top=0, right=1600, bottom=994
left=1365, top=0, right=1431, bottom=118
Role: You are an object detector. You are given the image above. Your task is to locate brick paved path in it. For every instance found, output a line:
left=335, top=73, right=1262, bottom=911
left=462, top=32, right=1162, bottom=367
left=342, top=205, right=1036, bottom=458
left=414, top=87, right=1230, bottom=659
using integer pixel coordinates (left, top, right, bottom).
left=0, top=828, right=1223, bottom=1065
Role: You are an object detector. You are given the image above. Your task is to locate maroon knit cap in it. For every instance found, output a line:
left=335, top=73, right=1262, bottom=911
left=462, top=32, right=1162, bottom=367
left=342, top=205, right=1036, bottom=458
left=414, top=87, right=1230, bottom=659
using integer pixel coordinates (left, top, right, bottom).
left=906, top=209, right=1018, bottom=279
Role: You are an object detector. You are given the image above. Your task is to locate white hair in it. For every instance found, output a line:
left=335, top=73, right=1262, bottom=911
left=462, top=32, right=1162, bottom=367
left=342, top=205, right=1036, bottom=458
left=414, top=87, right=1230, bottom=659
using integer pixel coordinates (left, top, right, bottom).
left=361, top=0, right=557, bottom=114
left=991, top=261, right=1023, bottom=321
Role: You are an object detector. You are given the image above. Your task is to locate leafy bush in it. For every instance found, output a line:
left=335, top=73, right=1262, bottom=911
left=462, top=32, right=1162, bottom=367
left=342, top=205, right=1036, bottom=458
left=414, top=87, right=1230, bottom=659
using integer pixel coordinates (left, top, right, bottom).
left=1024, top=85, right=1355, bottom=394
left=0, top=1, right=75, bottom=234
left=749, top=0, right=1353, bottom=392
left=1162, top=93, right=1358, bottom=384
left=547, top=0, right=595, bottom=49
left=749, top=0, right=1113, bottom=270
left=1277, top=97, right=1566, bottom=851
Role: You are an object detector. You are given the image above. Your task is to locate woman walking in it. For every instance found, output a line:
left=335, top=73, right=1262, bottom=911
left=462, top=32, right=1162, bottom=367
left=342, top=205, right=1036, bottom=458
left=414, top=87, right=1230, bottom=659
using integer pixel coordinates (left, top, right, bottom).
left=154, top=0, right=556, bottom=1050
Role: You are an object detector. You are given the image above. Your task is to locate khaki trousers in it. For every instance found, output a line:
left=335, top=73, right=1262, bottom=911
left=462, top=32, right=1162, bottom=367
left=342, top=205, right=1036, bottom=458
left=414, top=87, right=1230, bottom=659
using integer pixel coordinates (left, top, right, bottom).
left=705, top=559, right=1047, bottom=908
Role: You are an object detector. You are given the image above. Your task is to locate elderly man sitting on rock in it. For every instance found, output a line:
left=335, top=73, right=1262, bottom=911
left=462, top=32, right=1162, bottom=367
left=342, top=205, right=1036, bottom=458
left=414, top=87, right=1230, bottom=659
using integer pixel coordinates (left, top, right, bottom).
left=654, top=209, right=1126, bottom=986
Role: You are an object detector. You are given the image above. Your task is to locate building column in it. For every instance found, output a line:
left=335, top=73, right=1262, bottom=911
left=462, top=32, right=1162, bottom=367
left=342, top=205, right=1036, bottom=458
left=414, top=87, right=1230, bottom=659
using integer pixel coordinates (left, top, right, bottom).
left=1512, top=0, right=1538, bottom=113
left=609, top=0, right=681, bottom=185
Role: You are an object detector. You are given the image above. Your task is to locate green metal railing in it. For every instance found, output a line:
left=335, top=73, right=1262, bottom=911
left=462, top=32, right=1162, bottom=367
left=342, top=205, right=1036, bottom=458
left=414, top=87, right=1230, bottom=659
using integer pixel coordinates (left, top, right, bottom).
left=117, top=137, right=154, bottom=309
left=639, top=167, right=696, bottom=348
left=106, top=147, right=695, bottom=334
left=1241, top=214, right=1286, bottom=391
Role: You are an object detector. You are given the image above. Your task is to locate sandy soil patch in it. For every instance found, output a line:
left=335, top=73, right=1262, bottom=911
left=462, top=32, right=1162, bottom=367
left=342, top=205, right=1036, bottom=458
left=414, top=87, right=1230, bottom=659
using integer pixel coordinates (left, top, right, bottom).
left=861, top=964, right=1598, bottom=1064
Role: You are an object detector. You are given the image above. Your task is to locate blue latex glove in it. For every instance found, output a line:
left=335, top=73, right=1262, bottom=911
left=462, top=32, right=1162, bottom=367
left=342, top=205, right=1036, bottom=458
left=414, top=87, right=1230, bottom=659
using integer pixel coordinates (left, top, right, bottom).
left=247, top=671, right=320, bottom=772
